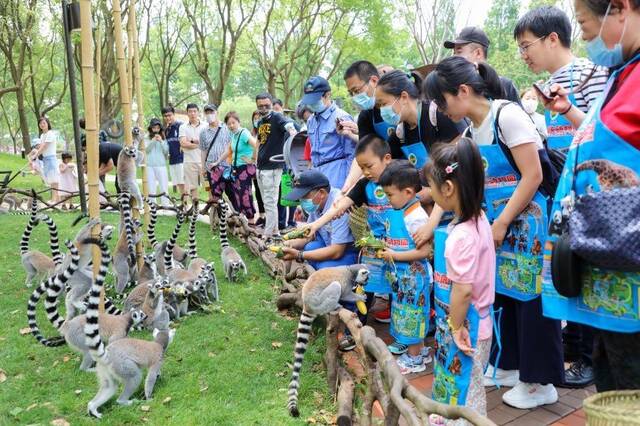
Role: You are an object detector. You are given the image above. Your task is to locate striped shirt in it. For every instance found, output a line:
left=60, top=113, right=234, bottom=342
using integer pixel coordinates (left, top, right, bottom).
left=199, top=122, right=231, bottom=169
left=546, top=57, right=609, bottom=113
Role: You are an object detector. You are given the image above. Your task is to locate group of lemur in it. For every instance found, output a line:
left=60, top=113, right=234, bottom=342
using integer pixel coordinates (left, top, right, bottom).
left=17, top=148, right=247, bottom=418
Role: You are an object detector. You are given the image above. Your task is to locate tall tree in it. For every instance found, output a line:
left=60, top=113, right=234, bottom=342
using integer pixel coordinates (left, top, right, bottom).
left=401, top=0, right=456, bottom=65
left=0, top=0, right=38, bottom=150
left=183, top=0, right=258, bottom=105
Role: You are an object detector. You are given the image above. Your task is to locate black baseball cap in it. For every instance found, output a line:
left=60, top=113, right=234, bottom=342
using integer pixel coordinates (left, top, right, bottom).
left=203, top=103, right=218, bottom=112
left=285, top=170, right=330, bottom=201
left=147, top=117, right=163, bottom=131
left=300, top=76, right=331, bottom=106
left=444, top=27, right=490, bottom=49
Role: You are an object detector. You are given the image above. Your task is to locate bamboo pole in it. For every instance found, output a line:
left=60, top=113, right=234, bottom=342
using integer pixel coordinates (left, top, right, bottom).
left=128, top=1, right=150, bottom=254
left=79, top=0, right=103, bottom=310
left=112, top=0, right=143, bottom=265
left=94, top=25, right=102, bottom=128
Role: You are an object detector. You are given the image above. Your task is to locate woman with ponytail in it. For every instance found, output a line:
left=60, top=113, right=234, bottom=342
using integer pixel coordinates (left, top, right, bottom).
left=419, top=56, right=563, bottom=410
left=375, top=70, right=465, bottom=171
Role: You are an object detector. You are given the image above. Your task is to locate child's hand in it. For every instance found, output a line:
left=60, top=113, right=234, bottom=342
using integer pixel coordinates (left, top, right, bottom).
left=413, top=222, right=434, bottom=248
left=379, top=248, right=395, bottom=263
left=452, top=326, right=475, bottom=356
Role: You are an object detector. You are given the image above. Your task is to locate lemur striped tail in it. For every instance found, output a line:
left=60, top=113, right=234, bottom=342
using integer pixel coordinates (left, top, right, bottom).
left=188, top=203, right=198, bottom=259
left=144, top=197, right=158, bottom=248
left=84, top=239, right=112, bottom=361
left=37, top=214, right=62, bottom=265
left=164, top=212, right=185, bottom=272
left=20, top=196, right=39, bottom=255
left=27, top=240, right=81, bottom=347
left=287, top=311, right=316, bottom=417
left=119, top=192, right=136, bottom=266
left=217, top=200, right=229, bottom=249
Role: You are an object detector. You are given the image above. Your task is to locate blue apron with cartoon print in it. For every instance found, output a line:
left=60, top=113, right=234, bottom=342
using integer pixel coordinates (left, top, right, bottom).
left=431, top=227, right=479, bottom=406
left=545, top=63, right=577, bottom=153
left=386, top=200, right=432, bottom=345
left=542, top=54, right=640, bottom=333
left=360, top=180, right=393, bottom=294
left=399, top=102, right=429, bottom=169
left=477, top=109, right=549, bottom=301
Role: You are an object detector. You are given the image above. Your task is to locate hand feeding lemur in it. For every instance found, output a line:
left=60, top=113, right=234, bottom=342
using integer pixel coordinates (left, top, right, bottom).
left=117, top=145, right=143, bottom=208
left=84, top=239, right=175, bottom=418
left=287, top=265, right=369, bottom=417
left=217, top=199, right=246, bottom=282
left=27, top=218, right=102, bottom=346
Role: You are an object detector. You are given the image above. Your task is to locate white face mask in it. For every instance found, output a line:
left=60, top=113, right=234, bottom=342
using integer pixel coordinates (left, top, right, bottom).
left=205, top=113, right=217, bottom=124
left=522, top=99, right=538, bottom=115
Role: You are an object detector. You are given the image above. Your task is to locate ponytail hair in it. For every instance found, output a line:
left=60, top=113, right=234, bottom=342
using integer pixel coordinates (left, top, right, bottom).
left=424, top=137, right=485, bottom=223
left=423, top=56, right=503, bottom=109
left=378, top=70, right=421, bottom=100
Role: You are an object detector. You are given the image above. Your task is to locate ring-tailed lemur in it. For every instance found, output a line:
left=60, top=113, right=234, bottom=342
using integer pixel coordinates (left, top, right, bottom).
left=287, top=265, right=369, bottom=417
left=117, top=145, right=143, bottom=208
left=218, top=200, right=246, bottom=282
left=26, top=239, right=84, bottom=347
left=163, top=212, right=186, bottom=273
left=144, top=197, right=159, bottom=248
left=118, top=192, right=137, bottom=267
left=84, top=241, right=174, bottom=418
left=20, top=198, right=55, bottom=286
left=37, top=213, right=63, bottom=265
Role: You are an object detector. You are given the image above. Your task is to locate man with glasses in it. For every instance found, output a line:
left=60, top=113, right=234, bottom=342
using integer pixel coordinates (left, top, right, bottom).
left=444, top=26, right=521, bottom=104
left=254, top=92, right=297, bottom=241
left=162, top=105, right=185, bottom=195
left=514, top=5, right=609, bottom=390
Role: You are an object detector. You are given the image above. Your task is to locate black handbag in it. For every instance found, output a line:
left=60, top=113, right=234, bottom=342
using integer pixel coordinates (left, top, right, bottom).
left=551, top=231, right=583, bottom=297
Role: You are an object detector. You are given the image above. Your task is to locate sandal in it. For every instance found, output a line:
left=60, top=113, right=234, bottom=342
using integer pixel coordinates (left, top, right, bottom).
left=387, top=341, right=408, bottom=355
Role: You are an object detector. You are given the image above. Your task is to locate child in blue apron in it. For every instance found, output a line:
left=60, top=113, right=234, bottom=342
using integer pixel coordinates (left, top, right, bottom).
left=423, top=56, right=564, bottom=410
left=542, top=0, right=640, bottom=392
left=424, top=138, right=496, bottom=424
left=305, top=135, right=395, bottom=327
left=377, top=160, right=433, bottom=374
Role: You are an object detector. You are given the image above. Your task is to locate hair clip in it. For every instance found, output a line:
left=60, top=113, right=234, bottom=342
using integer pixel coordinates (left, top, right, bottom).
left=445, top=162, right=459, bottom=174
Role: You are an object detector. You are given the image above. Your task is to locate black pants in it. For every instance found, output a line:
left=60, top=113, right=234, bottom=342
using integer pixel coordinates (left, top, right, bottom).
left=254, top=177, right=265, bottom=214
left=593, top=330, right=640, bottom=391
left=563, top=322, right=594, bottom=365
left=278, top=183, right=296, bottom=229
left=489, top=294, right=564, bottom=385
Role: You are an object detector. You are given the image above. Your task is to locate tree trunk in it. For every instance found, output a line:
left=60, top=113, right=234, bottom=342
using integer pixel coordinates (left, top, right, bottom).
left=16, top=87, right=31, bottom=151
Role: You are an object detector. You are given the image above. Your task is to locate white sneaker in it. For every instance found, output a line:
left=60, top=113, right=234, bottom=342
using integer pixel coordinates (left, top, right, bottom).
left=483, top=364, right=519, bottom=387
left=502, top=381, right=558, bottom=409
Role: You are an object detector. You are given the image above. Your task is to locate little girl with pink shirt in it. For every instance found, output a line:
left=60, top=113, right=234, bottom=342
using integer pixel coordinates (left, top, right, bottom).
left=425, top=138, right=496, bottom=425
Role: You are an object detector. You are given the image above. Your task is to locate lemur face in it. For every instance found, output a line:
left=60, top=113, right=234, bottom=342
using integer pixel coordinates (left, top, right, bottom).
left=124, top=145, right=137, bottom=158
left=132, top=309, right=147, bottom=325
left=355, top=268, right=369, bottom=284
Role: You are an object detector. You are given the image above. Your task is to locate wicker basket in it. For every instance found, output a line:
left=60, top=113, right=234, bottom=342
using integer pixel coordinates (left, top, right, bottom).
left=584, top=390, right=640, bottom=425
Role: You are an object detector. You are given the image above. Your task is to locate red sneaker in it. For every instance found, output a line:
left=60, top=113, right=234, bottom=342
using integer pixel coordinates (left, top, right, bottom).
left=373, top=307, right=391, bottom=323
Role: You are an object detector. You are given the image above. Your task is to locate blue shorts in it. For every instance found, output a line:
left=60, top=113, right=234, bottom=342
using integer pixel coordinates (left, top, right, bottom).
left=42, top=155, right=60, bottom=184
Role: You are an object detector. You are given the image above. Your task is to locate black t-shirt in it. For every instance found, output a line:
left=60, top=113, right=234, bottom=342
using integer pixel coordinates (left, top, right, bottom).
left=99, top=142, right=122, bottom=167
left=346, top=177, right=370, bottom=207
left=357, top=108, right=394, bottom=141
left=256, top=112, right=292, bottom=170
left=386, top=101, right=465, bottom=159
left=500, top=76, right=522, bottom=105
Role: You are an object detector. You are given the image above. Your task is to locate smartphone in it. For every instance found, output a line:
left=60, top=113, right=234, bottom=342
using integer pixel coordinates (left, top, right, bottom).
left=335, top=117, right=344, bottom=130
left=533, top=83, right=554, bottom=102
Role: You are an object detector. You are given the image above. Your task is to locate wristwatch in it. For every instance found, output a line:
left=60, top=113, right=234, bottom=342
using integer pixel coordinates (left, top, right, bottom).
left=297, top=251, right=305, bottom=263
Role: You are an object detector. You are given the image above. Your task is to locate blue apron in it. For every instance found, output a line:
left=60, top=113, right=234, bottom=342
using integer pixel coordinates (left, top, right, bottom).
left=360, top=181, right=393, bottom=294
left=545, top=63, right=577, bottom=152
left=372, top=113, right=395, bottom=141
left=478, top=107, right=549, bottom=301
left=542, top=54, right=640, bottom=333
left=432, top=227, right=480, bottom=406
left=387, top=200, right=432, bottom=345
left=399, top=102, right=428, bottom=169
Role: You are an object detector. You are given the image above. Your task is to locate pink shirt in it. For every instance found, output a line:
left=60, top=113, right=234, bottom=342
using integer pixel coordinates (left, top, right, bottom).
left=445, top=213, right=496, bottom=340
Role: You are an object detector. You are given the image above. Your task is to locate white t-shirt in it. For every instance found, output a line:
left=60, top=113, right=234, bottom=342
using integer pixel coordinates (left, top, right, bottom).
left=403, top=202, right=429, bottom=235
left=179, top=121, right=206, bottom=163
left=469, top=100, right=543, bottom=149
left=40, top=131, right=58, bottom=157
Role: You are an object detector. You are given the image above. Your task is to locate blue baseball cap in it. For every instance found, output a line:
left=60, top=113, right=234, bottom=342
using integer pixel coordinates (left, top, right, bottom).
left=300, top=76, right=331, bottom=106
left=285, top=170, right=330, bottom=201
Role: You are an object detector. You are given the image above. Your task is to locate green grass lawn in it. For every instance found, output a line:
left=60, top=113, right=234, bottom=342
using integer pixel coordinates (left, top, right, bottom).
left=0, top=155, right=332, bottom=424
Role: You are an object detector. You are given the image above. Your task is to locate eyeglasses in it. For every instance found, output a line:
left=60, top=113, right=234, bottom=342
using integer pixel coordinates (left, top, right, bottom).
left=348, top=82, right=369, bottom=97
left=518, top=36, right=546, bottom=55
left=256, top=104, right=271, bottom=110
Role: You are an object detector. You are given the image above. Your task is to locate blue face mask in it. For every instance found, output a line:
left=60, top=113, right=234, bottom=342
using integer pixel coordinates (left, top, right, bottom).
left=352, top=89, right=375, bottom=110
left=300, top=197, right=319, bottom=213
left=380, top=98, right=401, bottom=126
left=308, top=99, right=326, bottom=113
left=585, top=3, right=627, bottom=68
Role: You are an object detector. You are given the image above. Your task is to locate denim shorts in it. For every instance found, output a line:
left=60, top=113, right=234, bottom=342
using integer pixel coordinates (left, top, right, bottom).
left=42, top=155, right=60, bottom=184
